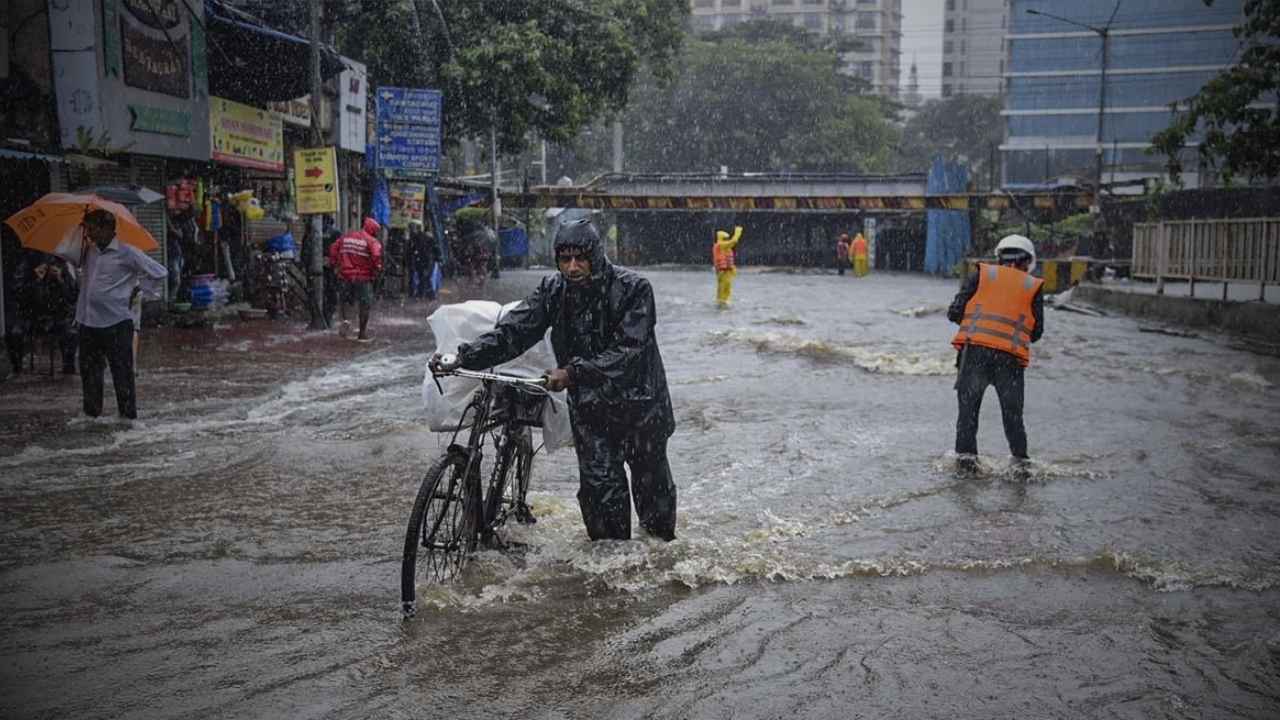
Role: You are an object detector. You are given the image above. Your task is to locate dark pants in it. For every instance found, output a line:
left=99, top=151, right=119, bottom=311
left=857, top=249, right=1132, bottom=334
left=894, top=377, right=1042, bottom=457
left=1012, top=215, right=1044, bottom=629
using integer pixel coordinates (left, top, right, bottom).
left=80, top=320, right=136, bottom=419
left=955, top=345, right=1027, bottom=459
left=836, top=257, right=847, bottom=275
left=571, top=423, right=677, bottom=541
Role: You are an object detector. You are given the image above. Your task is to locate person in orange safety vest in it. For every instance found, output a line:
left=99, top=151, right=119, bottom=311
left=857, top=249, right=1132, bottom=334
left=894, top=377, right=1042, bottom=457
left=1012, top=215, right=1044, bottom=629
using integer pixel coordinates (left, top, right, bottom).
left=713, top=225, right=743, bottom=306
left=947, top=234, right=1044, bottom=472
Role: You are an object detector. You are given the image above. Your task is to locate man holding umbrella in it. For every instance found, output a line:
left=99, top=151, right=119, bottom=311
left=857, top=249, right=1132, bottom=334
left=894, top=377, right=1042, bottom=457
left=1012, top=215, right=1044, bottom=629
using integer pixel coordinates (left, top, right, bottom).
left=73, top=209, right=167, bottom=419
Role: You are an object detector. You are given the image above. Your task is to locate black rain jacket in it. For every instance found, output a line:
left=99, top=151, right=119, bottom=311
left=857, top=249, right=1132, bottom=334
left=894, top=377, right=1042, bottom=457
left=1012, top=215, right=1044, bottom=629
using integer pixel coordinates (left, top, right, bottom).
left=456, top=246, right=675, bottom=439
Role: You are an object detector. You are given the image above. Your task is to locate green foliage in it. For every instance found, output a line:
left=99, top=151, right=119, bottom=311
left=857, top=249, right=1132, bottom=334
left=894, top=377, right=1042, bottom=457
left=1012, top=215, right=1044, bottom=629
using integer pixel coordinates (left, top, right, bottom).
left=333, top=0, right=688, bottom=156
left=453, top=206, right=490, bottom=227
left=72, top=127, right=135, bottom=158
left=894, top=94, right=1003, bottom=178
left=1151, top=0, right=1280, bottom=184
left=619, top=38, right=899, bottom=173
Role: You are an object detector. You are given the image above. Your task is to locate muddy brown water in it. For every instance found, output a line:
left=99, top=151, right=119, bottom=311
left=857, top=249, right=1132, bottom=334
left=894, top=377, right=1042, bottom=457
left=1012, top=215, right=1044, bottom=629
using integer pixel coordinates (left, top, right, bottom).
left=2, top=269, right=1279, bottom=719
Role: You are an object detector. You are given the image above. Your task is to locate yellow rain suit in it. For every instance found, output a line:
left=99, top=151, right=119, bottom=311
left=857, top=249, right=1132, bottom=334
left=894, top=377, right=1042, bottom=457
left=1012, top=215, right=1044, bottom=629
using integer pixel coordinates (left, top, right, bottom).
left=851, top=232, right=869, bottom=277
left=713, top=226, right=743, bottom=306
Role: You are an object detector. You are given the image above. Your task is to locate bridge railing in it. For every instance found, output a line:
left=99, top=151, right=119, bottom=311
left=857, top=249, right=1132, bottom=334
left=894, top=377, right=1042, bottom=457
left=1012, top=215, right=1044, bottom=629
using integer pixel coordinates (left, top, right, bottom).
left=1132, top=218, right=1280, bottom=300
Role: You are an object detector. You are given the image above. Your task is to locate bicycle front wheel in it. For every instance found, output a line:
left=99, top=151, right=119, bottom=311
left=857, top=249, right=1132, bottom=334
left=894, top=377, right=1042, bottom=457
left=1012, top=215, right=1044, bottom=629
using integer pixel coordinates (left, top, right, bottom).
left=401, top=451, right=479, bottom=616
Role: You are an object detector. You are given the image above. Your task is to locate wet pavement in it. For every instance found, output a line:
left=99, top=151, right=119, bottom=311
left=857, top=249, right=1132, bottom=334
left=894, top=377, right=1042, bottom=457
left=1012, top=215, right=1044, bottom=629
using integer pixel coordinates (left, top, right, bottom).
left=2, top=268, right=1279, bottom=719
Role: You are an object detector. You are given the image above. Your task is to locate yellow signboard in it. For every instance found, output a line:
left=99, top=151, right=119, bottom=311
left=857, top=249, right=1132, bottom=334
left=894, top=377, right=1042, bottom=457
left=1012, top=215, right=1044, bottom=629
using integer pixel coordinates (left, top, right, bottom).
left=210, top=97, right=284, bottom=172
left=294, top=147, right=339, bottom=215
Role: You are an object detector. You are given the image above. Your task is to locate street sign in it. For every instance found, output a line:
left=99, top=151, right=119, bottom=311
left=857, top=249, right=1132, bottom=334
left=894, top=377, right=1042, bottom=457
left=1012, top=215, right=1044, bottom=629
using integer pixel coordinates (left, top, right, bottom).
left=374, top=87, right=442, bottom=174
left=294, top=147, right=339, bottom=215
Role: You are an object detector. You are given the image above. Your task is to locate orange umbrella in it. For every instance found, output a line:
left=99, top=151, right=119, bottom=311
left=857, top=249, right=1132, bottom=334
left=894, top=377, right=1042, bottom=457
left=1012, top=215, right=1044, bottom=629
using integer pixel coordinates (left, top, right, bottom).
left=3, top=193, right=158, bottom=261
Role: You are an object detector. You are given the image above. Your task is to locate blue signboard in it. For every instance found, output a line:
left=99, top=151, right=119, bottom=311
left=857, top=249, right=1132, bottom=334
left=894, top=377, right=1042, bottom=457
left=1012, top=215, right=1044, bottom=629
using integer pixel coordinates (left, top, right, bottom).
left=374, top=86, right=442, bottom=174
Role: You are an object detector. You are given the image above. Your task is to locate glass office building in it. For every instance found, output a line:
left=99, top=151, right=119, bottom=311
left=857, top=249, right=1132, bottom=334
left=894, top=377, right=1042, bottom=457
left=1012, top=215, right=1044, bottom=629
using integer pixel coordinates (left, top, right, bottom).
left=1002, top=0, right=1244, bottom=189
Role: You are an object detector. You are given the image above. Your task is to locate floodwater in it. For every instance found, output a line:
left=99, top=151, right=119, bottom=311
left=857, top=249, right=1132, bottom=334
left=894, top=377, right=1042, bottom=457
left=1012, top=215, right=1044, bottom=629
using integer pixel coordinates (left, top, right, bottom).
left=2, top=268, right=1279, bottom=719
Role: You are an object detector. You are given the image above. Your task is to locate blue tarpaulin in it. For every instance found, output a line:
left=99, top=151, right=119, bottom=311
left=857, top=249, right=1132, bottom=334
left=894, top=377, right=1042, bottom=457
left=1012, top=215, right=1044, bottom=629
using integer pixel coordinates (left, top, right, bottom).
left=499, top=228, right=529, bottom=258
left=924, top=157, right=971, bottom=275
left=370, top=178, right=391, bottom=227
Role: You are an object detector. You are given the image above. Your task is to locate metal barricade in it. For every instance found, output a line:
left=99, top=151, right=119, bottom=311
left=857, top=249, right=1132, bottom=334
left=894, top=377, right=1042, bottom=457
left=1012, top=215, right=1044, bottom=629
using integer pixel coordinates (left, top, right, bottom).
left=1132, top=218, right=1280, bottom=300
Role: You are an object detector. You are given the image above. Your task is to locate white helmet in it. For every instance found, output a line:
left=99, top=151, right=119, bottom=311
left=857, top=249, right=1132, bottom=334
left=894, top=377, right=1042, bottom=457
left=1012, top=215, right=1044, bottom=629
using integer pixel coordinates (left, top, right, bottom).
left=994, top=234, right=1036, bottom=273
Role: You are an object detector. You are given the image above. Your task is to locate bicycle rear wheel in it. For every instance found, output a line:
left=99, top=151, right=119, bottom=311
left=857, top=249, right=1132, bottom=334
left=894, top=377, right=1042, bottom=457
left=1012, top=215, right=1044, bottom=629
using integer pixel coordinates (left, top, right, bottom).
left=483, top=428, right=536, bottom=535
left=401, top=451, right=479, bottom=617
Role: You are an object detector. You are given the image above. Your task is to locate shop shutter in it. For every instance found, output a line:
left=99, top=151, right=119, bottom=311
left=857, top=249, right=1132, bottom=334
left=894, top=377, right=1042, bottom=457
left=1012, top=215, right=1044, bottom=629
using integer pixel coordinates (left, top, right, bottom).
left=248, top=219, right=289, bottom=247
left=131, top=155, right=167, bottom=265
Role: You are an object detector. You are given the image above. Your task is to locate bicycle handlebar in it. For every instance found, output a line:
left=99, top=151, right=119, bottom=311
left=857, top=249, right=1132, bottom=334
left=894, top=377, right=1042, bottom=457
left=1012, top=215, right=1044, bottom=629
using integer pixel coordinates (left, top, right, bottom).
left=444, top=367, right=549, bottom=389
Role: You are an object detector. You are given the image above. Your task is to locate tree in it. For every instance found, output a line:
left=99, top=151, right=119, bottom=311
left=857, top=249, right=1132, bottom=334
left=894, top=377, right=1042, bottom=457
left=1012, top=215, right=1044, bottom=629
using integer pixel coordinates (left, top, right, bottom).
left=1151, top=0, right=1280, bottom=184
left=618, top=38, right=899, bottom=174
left=894, top=94, right=1003, bottom=180
left=410, top=0, right=688, bottom=154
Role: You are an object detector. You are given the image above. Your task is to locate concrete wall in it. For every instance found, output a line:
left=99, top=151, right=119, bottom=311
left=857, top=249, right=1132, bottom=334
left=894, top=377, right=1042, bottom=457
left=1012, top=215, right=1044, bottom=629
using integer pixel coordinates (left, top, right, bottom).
left=1077, top=285, right=1280, bottom=342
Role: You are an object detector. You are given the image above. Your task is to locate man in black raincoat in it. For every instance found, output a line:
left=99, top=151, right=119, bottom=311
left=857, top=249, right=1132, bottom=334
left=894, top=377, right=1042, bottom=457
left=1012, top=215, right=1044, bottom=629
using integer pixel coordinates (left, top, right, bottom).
left=431, top=218, right=677, bottom=541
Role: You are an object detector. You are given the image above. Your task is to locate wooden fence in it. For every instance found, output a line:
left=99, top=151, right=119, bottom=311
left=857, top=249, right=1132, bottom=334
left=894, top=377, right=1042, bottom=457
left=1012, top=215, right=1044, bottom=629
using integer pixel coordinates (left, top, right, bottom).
left=1132, top=218, right=1280, bottom=300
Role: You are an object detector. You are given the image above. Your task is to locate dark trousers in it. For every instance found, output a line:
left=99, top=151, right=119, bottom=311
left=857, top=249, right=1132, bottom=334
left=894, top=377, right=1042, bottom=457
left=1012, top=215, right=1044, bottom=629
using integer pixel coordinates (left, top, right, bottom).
left=80, top=320, right=136, bottom=419
left=571, top=424, right=677, bottom=541
left=955, top=345, right=1027, bottom=459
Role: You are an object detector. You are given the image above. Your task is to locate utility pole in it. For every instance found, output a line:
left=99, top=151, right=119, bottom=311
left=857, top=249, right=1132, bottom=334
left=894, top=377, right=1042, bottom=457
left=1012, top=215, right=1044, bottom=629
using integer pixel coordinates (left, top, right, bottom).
left=611, top=119, right=623, bottom=173
left=490, top=125, right=501, bottom=230
left=307, top=0, right=325, bottom=330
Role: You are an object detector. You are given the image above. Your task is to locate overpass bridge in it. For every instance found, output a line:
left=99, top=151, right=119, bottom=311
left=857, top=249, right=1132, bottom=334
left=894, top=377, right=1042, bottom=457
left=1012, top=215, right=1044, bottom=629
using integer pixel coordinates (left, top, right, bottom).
left=440, top=173, right=1093, bottom=270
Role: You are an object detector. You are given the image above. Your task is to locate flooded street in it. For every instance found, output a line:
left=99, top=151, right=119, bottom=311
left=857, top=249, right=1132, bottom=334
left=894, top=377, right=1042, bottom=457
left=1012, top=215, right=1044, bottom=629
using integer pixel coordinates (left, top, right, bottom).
left=3, top=268, right=1280, bottom=719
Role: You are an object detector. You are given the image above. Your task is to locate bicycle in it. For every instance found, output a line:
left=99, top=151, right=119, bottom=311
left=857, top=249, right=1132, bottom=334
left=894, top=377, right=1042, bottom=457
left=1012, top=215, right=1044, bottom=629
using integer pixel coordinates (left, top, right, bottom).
left=401, top=356, right=552, bottom=618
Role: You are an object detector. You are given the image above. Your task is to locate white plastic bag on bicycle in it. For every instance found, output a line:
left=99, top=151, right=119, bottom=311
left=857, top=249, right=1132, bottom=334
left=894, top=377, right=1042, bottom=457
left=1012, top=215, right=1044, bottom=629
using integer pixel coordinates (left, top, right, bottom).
left=422, top=300, right=572, bottom=452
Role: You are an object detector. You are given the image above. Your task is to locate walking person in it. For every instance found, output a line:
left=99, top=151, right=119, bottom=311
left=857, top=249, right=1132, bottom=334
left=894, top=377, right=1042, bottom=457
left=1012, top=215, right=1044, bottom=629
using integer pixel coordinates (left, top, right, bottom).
left=328, top=217, right=383, bottom=342
left=431, top=218, right=678, bottom=542
left=712, top=225, right=743, bottom=307
left=26, top=257, right=79, bottom=374
left=408, top=220, right=439, bottom=300
left=851, top=231, right=870, bottom=277
left=835, top=233, right=850, bottom=276
left=948, top=235, right=1044, bottom=473
left=72, top=209, right=167, bottom=420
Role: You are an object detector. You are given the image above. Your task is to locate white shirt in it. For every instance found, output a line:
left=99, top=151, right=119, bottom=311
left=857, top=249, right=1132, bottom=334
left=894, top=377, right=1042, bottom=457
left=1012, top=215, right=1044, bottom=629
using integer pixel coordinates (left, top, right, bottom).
left=73, top=237, right=168, bottom=329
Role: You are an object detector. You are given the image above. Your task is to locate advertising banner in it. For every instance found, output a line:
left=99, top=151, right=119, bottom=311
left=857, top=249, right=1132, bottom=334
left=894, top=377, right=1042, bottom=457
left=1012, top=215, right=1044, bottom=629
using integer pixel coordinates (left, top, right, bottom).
left=389, top=183, right=426, bottom=228
left=338, top=60, right=368, bottom=154
left=211, top=97, right=284, bottom=172
left=294, top=147, right=340, bottom=215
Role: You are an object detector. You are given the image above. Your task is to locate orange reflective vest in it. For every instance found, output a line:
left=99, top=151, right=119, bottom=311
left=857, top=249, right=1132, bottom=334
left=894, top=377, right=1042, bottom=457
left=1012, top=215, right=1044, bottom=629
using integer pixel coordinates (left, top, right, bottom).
left=951, top=263, right=1043, bottom=367
left=713, top=241, right=735, bottom=271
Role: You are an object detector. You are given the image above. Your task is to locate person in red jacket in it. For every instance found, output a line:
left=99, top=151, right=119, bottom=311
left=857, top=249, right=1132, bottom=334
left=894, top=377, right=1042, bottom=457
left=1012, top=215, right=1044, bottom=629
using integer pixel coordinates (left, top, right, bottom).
left=328, top=217, right=383, bottom=341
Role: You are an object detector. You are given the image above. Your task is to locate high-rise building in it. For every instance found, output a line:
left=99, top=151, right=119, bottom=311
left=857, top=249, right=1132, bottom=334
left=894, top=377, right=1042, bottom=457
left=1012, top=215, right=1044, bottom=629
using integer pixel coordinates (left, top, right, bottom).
left=1002, top=0, right=1244, bottom=189
left=689, top=0, right=903, bottom=98
left=941, top=0, right=1008, bottom=97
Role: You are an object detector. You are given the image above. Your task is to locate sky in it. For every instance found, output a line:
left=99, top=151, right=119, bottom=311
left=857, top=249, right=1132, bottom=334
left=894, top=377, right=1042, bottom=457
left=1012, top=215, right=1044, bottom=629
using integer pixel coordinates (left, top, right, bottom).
left=900, top=0, right=945, bottom=98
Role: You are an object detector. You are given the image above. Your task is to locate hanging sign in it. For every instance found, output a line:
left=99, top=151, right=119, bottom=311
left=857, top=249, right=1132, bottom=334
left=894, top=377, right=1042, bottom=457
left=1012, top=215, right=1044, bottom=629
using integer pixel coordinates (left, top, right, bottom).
left=294, top=147, right=339, bottom=215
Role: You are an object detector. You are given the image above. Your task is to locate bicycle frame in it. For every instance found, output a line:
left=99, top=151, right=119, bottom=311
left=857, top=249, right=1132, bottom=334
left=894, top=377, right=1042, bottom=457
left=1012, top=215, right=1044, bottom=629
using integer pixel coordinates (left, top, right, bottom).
left=433, top=367, right=549, bottom=535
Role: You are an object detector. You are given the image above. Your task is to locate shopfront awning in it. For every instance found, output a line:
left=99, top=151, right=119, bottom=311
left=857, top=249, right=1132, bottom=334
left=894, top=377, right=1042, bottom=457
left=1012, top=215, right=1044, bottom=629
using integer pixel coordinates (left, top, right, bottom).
left=203, top=0, right=347, bottom=105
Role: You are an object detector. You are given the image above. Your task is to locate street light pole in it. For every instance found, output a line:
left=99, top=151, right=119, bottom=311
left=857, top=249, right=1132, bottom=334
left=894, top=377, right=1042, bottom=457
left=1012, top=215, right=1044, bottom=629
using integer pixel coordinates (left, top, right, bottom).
left=1026, top=6, right=1116, bottom=211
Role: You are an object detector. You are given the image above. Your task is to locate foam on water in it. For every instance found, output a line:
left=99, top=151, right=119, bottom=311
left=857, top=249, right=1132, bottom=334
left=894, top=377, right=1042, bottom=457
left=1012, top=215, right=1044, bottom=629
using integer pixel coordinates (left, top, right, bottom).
left=706, top=328, right=955, bottom=376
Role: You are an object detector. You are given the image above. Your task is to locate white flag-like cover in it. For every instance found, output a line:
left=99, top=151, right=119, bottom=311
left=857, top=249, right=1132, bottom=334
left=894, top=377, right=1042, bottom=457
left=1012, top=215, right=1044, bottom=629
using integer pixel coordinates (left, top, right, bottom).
left=423, top=300, right=572, bottom=452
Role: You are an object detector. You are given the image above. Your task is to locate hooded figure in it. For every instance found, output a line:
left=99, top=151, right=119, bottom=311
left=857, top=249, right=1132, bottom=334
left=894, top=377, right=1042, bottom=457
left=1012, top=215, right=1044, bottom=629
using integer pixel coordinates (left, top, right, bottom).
left=328, top=217, right=384, bottom=341
left=436, top=218, right=678, bottom=541
left=712, top=225, right=743, bottom=306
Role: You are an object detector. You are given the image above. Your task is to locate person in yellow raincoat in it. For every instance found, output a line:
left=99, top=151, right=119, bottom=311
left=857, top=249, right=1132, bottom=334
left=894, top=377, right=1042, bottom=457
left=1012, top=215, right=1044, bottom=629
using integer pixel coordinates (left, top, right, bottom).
left=712, top=225, right=743, bottom=306
left=851, top=232, right=870, bottom=277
